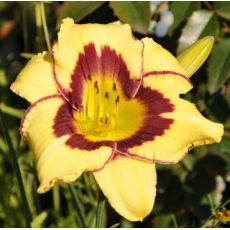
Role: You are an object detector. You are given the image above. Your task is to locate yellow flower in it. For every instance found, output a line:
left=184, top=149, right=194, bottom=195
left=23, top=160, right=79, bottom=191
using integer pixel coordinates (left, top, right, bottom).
left=10, top=18, right=223, bottom=221
left=217, top=209, right=230, bottom=224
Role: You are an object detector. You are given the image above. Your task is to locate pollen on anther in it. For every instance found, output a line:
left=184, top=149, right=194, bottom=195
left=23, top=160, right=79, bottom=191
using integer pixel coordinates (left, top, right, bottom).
left=94, top=81, right=99, bottom=94
left=105, top=92, right=109, bottom=98
left=116, top=95, right=120, bottom=104
left=113, top=82, right=117, bottom=91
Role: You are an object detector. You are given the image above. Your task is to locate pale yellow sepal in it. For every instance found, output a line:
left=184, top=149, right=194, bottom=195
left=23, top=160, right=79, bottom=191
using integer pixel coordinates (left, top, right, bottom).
left=53, top=18, right=143, bottom=91
left=142, top=37, right=187, bottom=76
left=21, top=96, right=112, bottom=193
left=93, top=156, right=156, bottom=221
left=129, top=98, right=224, bottom=164
left=10, top=52, right=58, bottom=103
left=177, top=36, right=214, bottom=78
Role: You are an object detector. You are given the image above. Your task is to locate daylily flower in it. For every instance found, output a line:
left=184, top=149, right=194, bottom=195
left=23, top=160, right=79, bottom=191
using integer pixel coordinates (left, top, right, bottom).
left=11, top=18, right=223, bottom=221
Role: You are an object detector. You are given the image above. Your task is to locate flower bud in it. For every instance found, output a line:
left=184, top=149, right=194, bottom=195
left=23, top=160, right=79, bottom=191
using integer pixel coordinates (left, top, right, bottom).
left=177, top=36, right=214, bottom=78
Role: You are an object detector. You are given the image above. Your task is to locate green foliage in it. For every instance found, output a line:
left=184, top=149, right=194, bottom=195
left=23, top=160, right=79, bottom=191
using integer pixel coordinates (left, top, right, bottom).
left=208, top=39, right=230, bottom=93
left=0, top=1, right=229, bottom=228
left=58, top=2, right=104, bottom=24
left=177, top=10, right=217, bottom=53
left=171, top=1, right=201, bottom=29
left=109, top=2, right=151, bottom=34
left=31, top=211, right=48, bottom=228
left=213, top=2, right=230, bottom=19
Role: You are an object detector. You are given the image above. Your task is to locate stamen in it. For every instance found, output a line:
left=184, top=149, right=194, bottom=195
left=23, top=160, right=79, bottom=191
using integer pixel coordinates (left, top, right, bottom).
left=102, top=91, right=109, bottom=125
left=114, top=95, right=120, bottom=128
left=85, top=81, right=90, bottom=118
left=75, top=78, right=121, bottom=135
left=115, top=95, right=120, bottom=104
left=94, top=81, right=99, bottom=94
left=113, top=82, right=117, bottom=91
left=105, top=117, right=108, bottom=124
left=94, top=81, right=100, bottom=123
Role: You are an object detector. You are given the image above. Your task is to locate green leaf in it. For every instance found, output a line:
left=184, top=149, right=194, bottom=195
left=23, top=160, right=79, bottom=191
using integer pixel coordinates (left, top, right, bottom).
left=177, top=10, right=219, bottom=54
left=31, top=211, right=48, bottom=228
left=0, top=69, right=7, bottom=87
left=0, top=103, right=24, bottom=119
left=95, top=189, right=106, bottom=228
left=170, top=1, right=201, bottom=30
left=207, top=39, right=230, bottom=93
left=109, top=2, right=151, bottom=34
left=0, top=2, right=12, bottom=12
left=68, top=184, right=86, bottom=228
left=199, top=14, right=219, bottom=38
left=153, top=214, right=174, bottom=227
left=208, top=94, right=230, bottom=122
left=0, top=111, right=32, bottom=227
left=58, top=2, right=104, bottom=23
left=121, top=219, right=134, bottom=228
left=212, top=136, right=230, bottom=153
left=213, top=2, right=230, bottom=20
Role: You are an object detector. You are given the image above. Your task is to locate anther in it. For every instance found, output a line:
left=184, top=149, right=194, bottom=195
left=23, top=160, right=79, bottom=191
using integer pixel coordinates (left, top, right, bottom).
left=113, top=82, right=117, bottom=91
left=115, top=95, right=120, bottom=104
left=94, top=81, right=99, bottom=94
left=105, top=92, right=109, bottom=99
left=88, top=74, right=92, bottom=81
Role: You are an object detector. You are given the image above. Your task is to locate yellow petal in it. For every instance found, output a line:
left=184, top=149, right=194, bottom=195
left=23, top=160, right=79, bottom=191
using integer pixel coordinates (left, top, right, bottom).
left=143, top=73, right=193, bottom=98
left=177, top=36, right=214, bottom=78
left=21, top=96, right=112, bottom=193
left=53, top=18, right=143, bottom=91
left=10, top=52, right=58, bottom=103
left=129, top=98, right=224, bottom=164
left=93, top=156, right=156, bottom=221
left=142, top=37, right=187, bottom=76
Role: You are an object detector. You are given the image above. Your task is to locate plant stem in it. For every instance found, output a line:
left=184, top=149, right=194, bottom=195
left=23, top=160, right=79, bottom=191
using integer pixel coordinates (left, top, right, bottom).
left=171, top=214, right=178, bottom=228
left=0, top=102, right=24, bottom=119
left=22, top=3, right=29, bottom=52
left=208, top=194, right=215, bottom=209
left=95, top=189, right=106, bottom=228
left=68, top=184, right=86, bottom=228
left=220, top=198, right=230, bottom=209
left=20, top=53, right=36, bottom=59
left=52, top=185, right=60, bottom=213
left=0, top=111, right=32, bottom=227
left=202, top=196, right=230, bottom=227
left=35, top=3, right=43, bottom=51
left=39, top=2, right=51, bottom=52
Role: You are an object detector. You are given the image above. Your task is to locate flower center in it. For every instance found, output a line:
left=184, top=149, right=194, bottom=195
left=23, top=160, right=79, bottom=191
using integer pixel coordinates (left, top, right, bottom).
left=74, top=76, right=120, bottom=134
left=73, top=75, right=145, bottom=142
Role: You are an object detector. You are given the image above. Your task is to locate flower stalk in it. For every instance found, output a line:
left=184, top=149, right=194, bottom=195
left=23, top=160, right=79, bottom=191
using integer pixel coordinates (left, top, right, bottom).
left=39, top=2, right=51, bottom=52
